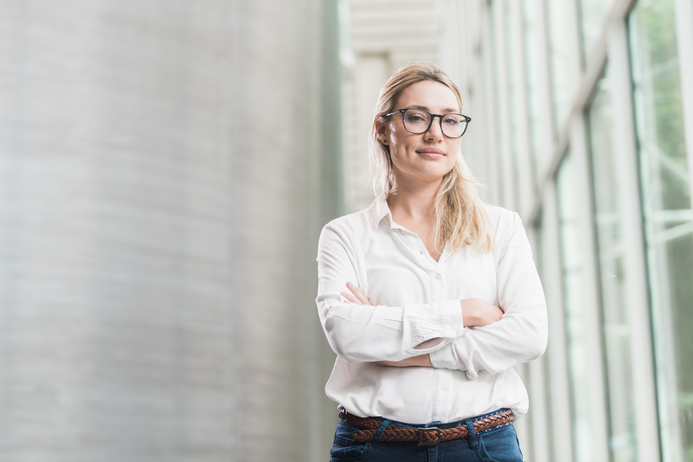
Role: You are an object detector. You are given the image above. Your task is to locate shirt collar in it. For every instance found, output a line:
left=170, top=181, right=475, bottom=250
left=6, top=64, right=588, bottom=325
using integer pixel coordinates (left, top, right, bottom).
left=369, top=196, right=407, bottom=231
left=370, top=196, right=392, bottom=228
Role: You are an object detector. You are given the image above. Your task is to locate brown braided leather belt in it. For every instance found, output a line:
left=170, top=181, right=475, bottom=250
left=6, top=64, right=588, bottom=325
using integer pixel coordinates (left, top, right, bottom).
left=339, top=408, right=514, bottom=447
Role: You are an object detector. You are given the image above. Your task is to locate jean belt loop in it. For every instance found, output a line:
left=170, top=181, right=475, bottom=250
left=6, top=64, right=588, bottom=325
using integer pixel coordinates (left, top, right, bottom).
left=465, top=418, right=479, bottom=449
left=372, top=419, right=391, bottom=446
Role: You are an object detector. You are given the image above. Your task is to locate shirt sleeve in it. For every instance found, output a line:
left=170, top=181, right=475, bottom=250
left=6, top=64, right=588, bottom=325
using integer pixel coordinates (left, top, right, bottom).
left=428, top=212, right=548, bottom=379
left=316, top=223, right=466, bottom=363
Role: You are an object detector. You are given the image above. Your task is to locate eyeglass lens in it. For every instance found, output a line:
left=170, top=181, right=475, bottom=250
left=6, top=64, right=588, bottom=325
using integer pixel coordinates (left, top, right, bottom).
left=402, top=109, right=467, bottom=138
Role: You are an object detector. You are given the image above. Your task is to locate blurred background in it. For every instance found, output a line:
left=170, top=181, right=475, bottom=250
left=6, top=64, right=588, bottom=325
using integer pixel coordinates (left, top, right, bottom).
left=0, top=0, right=691, bottom=461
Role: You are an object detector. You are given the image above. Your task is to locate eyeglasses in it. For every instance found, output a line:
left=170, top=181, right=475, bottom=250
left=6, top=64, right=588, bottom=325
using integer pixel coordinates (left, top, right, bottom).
left=384, top=108, right=471, bottom=139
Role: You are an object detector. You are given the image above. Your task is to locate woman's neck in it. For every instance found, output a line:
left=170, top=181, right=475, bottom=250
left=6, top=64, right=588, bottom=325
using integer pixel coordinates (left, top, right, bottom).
left=386, top=175, right=443, bottom=261
left=386, top=176, right=440, bottom=223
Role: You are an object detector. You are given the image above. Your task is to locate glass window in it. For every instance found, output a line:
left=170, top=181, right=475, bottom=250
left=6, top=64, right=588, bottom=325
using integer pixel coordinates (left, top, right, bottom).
left=545, top=0, right=577, bottom=137
left=522, top=0, right=544, bottom=178
left=557, top=153, right=597, bottom=462
left=504, top=0, right=525, bottom=207
left=532, top=212, right=558, bottom=461
left=578, top=0, right=615, bottom=63
left=629, top=0, right=693, bottom=460
left=586, top=66, right=638, bottom=461
left=489, top=0, right=506, bottom=203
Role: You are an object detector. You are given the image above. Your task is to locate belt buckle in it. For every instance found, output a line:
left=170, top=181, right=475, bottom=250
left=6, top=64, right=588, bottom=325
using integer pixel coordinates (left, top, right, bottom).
left=417, top=427, right=443, bottom=447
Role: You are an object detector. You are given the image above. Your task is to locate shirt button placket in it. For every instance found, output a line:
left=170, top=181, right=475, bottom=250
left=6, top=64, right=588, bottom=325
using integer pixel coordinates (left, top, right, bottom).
left=430, top=269, right=446, bottom=421
left=430, top=272, right=441, bottom=302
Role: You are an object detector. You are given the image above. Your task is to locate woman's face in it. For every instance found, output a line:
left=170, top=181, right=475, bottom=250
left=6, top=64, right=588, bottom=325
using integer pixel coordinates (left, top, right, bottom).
left=377, top=80, right=462, bottom=188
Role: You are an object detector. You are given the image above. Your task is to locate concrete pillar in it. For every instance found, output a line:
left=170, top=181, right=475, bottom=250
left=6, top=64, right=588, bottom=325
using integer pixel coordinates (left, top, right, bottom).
left=0, top=1, right=340, bottom=460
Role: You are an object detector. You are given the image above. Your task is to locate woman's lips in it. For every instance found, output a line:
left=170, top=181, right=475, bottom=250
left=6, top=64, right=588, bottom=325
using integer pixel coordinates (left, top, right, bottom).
left=416, top=148, right=445, bottom=159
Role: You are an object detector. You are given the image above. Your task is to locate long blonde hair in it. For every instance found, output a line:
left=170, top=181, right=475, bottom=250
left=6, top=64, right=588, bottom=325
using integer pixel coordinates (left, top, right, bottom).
left=369, top=62, right=492, bottom=252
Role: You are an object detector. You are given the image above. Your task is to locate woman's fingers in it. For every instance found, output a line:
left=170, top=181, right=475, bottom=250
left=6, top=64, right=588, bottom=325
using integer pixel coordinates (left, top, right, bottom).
left=346, top=281, right=372, bottom=305
left=341, top=282, right=373, bottom=306
left=341, top=291, right=361, bottom=304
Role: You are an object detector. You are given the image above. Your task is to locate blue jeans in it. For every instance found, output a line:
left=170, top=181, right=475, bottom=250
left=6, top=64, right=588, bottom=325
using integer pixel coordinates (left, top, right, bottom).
left=330, top=409, right=524, bottom=462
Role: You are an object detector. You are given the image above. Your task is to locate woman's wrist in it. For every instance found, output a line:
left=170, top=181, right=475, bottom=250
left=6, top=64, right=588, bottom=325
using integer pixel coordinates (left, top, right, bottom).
left=460, top=299, right=476, bottom=326
left=377, top=354, right=432, bottom=368
left=460, top=298, right=502, bottom=327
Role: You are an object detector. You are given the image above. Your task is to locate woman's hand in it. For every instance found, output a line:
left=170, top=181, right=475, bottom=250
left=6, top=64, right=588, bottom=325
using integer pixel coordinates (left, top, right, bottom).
left=341, top=282, right=432, bottom=368
left=376, top=355, right=432, bottom=368
left=341, top=281, right=372, bottom=305
left=379, top=301, right=503, bottom=367
left=461, top=298, right=503, bottom=327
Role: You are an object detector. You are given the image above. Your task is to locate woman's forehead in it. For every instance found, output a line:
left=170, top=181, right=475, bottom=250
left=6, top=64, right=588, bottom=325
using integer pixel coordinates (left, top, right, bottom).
left=396, top=80, right=460, bottom=112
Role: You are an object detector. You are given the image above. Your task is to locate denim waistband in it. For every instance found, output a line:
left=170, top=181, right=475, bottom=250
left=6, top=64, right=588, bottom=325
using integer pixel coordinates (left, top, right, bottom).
left=361, top=408, right=511, bottom=430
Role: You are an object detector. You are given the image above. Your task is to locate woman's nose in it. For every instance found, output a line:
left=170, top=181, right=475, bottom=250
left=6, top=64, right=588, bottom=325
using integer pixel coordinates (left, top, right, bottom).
left=424, top=116, right=444, bottom=140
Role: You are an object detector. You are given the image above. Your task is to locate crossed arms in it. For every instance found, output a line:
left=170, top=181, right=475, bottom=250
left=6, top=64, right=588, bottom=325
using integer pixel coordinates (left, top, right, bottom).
left=316, top=212, right=548, bottom=379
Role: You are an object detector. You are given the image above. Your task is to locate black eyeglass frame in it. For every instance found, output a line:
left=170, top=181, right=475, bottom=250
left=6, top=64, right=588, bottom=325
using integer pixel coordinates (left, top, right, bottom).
left=384, top=108, right=472, bottom=139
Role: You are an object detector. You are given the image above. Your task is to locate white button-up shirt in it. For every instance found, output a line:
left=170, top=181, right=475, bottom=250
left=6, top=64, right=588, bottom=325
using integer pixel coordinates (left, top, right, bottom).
left=316, top=198, right=547, bottom=424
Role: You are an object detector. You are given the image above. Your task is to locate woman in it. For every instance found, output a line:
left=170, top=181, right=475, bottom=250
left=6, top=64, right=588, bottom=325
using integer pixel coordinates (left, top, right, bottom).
left=316, top=62, right=547, bottom=461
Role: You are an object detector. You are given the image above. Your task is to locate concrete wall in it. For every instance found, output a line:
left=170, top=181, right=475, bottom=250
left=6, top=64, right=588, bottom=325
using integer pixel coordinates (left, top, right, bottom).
left=0, top=1, right=340, bottom=461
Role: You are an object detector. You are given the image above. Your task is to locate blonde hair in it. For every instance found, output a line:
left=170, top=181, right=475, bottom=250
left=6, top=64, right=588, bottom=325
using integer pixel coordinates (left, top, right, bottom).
left=369, top=61, right=492, bottom=252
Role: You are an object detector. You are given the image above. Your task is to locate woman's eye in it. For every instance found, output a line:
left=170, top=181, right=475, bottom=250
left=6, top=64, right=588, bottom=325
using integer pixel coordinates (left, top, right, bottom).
left=443, top=116, right=461, bottom=125
left=406, top=113, right=427, bottom=123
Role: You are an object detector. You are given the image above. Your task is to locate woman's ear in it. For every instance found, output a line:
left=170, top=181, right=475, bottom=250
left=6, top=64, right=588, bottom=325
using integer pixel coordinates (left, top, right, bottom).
left=375, top=118, right=389, bottom=145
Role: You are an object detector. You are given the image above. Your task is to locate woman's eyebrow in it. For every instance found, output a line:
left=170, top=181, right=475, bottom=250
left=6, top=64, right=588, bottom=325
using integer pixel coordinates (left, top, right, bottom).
left=406, top=105, right=460, bottom=113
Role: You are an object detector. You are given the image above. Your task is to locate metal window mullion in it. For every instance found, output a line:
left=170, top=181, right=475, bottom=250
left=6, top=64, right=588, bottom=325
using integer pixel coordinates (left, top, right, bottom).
left=455, top=0, right=471, bottom=175
left=569, top=114, right=611, bottom=462
left=536, top=0, right=583, bottom=220
left=553, top=0, right=582, bottom=139
left=513, top=361, right=533, bottom=460
left=533, top=0, right=557, bottom=197
left=465, top=1, right=487, bottom=185
left=491, top=2, right=515, bottom=210
left=507, top=0, right=535, bottom=219
left=436, top=0, right=457, bottom=81
left=543, top=180, right=575, bottom=462
left=607, top=17, right=662, bottom=462
left=674, top=0, right=693, bottom=203
left=528, top=353, right=551, bottom=462
left=480, top=3, right=501, bottom=205
left=461, top=0, right=489, bottom=198
left=525, top=221, right=552, bottom=462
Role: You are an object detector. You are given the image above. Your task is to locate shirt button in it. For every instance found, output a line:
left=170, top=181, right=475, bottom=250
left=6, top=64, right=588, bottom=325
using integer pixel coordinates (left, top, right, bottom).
left=435, top=273, right=441, bottom=280
left=442, top=384, right=449, bottom=391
